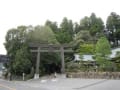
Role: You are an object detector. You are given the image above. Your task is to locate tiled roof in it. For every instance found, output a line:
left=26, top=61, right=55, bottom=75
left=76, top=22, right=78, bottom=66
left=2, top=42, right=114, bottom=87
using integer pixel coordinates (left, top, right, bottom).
left=74, top=48, right=120, bottom=61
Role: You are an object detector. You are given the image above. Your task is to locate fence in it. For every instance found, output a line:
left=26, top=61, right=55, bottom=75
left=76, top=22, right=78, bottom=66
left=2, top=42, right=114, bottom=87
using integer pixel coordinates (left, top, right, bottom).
left=66, top=72, right=120, bottom=79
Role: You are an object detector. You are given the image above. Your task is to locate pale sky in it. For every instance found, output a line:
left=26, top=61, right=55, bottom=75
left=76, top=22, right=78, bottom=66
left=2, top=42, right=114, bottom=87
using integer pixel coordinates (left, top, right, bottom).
left=0, top=0, right=120, bottom=54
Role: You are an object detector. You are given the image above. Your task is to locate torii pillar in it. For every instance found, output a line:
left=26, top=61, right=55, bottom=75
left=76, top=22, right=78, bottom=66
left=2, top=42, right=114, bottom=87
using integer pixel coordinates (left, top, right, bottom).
left=34, top=47, right=41, bottom=79
left=61, top=46, right=65, bottom=73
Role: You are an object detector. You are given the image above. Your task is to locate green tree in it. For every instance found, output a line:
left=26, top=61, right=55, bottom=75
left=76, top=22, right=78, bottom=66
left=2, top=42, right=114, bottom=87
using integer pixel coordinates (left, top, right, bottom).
left=89, top=13, right=104, bottom=36
left=95, top=37, right=111, bottom=71
left=27, top=25, right=59, bottom=44
left=5, top=26, right=28, bottom=72
left=57, top=17, right=74, bottom=44
left=77, top=44, right=95, bottom=54
left=79, top=13, right=104, bottom=44
left=80, top=16, right=90, bottom=30
left=106, top=12, right=120, bottom=46
left=79, top=13, right=104, bottom=36
left=45, top=20, right=58, bottom=33
left=72, top=30, right=92, bottom=52
left=13, top=45, right=32, bottom=75
left=74, top=22, right=80, bottom=34
left=76, top=30, right=92, bottom=42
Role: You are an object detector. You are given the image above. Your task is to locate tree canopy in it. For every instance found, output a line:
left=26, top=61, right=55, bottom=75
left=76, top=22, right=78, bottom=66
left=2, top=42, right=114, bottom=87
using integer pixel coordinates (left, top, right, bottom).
left=27, top=25, right=59, bottom=44
left=95, top=37, right=111, bottom=56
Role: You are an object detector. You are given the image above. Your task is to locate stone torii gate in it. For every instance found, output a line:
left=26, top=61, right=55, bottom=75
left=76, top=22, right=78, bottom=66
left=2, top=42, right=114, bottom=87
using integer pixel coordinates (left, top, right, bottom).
left=29, top=43, right=73, bottom=79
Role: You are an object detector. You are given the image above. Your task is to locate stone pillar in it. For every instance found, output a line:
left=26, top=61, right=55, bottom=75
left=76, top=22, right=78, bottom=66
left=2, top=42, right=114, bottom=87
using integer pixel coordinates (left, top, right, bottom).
left=61, top=46, right=65, bottom=73
left=34, top=47, right=40, bottom=79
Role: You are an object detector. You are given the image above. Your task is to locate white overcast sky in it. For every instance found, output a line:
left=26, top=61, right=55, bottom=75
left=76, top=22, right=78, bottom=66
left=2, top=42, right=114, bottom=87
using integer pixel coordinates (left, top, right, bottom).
left=0, top=0, right=120, bottom=54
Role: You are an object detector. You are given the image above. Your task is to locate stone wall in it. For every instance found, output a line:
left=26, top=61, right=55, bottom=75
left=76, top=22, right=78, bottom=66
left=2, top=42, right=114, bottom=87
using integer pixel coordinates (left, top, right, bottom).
left=66, top=72, right=120, bottom=79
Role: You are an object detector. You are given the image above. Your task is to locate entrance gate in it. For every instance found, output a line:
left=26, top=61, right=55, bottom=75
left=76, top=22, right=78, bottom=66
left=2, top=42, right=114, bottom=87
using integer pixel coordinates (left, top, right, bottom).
left=29, top=43, right=73, bottom=79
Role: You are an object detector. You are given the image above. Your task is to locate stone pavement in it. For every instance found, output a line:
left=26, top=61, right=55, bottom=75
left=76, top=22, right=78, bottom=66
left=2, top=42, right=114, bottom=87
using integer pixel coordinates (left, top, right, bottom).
left=15, top=78, right=120, bottom=90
